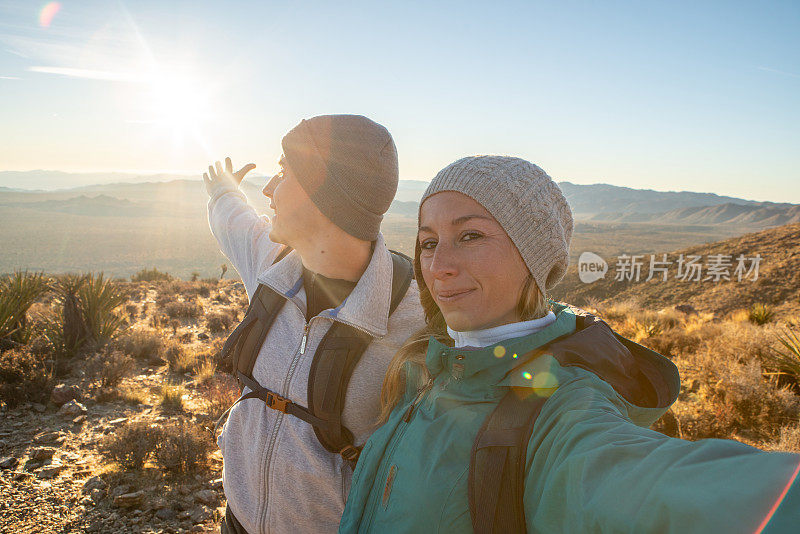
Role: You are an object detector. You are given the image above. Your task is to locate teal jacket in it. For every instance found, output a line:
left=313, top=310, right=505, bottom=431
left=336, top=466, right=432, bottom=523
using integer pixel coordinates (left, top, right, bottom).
left=340, top=302, right=800, bottom=533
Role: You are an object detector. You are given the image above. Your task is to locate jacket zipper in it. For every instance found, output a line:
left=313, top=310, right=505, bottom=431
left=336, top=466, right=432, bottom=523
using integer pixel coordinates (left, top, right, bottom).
left=258, top=306, right=310, bottom=533
left=362, top=379, right=435, bottom=530
left=299, top=323, right=309, bottom=354
left=402, top=378, right=434, bottom=422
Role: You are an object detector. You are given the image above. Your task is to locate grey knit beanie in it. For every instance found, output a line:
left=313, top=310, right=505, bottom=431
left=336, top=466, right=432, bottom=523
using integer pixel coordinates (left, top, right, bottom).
left=420, top=155, right=573, bottom=293
left=281, top=114, right=398, bottom=241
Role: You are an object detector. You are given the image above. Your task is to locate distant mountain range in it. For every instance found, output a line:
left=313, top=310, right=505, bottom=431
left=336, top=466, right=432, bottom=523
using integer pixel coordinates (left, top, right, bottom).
left=3, top=171, right=799, bottom=278
left=555, top=182, right=772, bottom=216
left=0, top=170, right=198, bottom=191
left=3, top=171, right=797, bottom=228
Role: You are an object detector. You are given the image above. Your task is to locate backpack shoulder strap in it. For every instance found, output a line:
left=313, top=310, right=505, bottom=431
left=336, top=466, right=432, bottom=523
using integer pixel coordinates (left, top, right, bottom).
left=219, top=283, right=286, bottom=391
left=219, top=246, right=292, bottom=390
left=388, top=250, right=413, bottom=315
left=307, top=322, right=373, bottom=465
left=469, top=387, right=548, bottom=534
left=307, top=249, right=414, bottom=467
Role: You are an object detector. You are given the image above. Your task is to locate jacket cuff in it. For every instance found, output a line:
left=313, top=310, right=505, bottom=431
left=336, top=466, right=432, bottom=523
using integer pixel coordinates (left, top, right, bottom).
left=208, top=182, right=244, bottom=204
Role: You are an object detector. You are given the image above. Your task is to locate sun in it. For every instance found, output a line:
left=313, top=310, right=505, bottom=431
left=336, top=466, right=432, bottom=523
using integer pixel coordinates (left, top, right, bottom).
left=141, top=70, right=213, bottom=145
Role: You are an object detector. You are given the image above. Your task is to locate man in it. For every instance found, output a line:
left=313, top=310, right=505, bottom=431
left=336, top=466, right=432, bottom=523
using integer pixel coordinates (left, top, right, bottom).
left=203, top=114, right=424, bottom=533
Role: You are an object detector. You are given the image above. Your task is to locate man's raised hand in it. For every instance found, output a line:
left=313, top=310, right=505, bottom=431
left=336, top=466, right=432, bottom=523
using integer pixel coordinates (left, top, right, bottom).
left=203, top=157, right=256, bottom=195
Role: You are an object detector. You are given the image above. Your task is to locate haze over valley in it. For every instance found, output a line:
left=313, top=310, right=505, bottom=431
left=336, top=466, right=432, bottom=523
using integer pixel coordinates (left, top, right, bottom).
left=2, top=170, right=797, bottom=280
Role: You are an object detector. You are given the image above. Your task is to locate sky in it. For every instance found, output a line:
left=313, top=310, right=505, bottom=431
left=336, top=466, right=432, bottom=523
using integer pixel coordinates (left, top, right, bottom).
left=0, top=1, right=798, bottom=202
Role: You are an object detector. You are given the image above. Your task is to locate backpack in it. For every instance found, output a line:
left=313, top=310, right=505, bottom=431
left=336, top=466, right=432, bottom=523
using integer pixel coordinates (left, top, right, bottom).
left=468, top=311, right=674, bottom=533
left=215, top=247, right=413, bottom=468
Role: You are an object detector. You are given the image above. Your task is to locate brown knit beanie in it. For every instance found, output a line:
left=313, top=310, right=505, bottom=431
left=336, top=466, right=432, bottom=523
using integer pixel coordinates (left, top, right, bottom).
left=281, top=114, right=398, bottom=241
left=420, top=155, right=573, bottom=293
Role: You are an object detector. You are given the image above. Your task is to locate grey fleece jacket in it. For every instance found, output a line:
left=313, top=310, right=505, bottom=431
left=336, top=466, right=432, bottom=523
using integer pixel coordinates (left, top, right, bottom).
left=207, top=186, right=424, bottom=534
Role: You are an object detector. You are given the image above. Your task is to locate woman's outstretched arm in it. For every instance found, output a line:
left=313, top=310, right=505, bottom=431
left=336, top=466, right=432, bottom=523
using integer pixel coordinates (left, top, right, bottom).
left=523, top=370, right=800, bottom=533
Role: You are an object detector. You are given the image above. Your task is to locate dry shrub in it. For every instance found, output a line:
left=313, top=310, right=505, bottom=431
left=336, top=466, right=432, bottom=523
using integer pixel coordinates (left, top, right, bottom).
left=0, top=348, right=53, bottom=408
left=618, top=309, right=685, bottom=344
left=158, top=280, right=185, bottom=295
left=88, top=350, right=135, bottom=387
left=149, top=314, right=169, bottom=330
left=152, top=419, right=212, bottom=473
left=768, top=425, right=800, bottom=453
left=596, top=297, right=641, bottom=326
left=163, top=341, right=199, bottom=373
left=95, top=384, right=147, bottom=405
left=155, top=293, right=174, bottom=307
left=119, top=385, right=147, bottom=405
left=702, top=320, right=776, bottom=365
left=184, top=281, right=213, bottom=298
left=642, top=332, right=689, bottom=359
left=675, top=349, right=800, bottom=443
left=159, top=380, right=186, bottom=411
left=197, top=337, right=229, bottom=373
left=213, top=291, right=231, bottom=305
left=131, top=268, right=173, bottom=283
left=114, top=329, right=165, bottom=363
left=98, top=421, right=160, bottom=470
left=200, top=374, right=240, bottom=420
left=164, top=300, right=203, bottom=319
left=193, top=357, right=217, bottom=386
left=728, top=308, right=751, bottom=323
left=206, top=309, right=237, bottom=334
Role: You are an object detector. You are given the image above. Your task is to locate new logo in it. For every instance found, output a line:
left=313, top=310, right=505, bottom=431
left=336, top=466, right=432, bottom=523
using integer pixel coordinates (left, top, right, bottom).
left=578, top=252, right=607, bottom=284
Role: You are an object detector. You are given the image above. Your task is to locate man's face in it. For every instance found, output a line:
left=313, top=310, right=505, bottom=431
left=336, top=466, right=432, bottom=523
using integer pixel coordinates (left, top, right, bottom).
left=262, top=157, right=325, bottom=247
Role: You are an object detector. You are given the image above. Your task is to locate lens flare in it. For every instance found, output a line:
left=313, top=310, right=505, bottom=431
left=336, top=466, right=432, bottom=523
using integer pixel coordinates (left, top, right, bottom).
left=755, top=459, right=800, bottom=533
left=39, top=2, right=61, bottom=28
left=493, top=345, right=506, bottom=358
left=522, top=372, right=533, bottom=380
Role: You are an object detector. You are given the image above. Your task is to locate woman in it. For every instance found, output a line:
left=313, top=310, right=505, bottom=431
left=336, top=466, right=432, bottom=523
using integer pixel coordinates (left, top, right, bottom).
left=339, top=156, right=800, bottom=533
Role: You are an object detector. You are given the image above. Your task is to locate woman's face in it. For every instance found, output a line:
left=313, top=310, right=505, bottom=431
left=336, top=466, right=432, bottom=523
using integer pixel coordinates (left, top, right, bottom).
left=418, top=191, right=530, bottom=332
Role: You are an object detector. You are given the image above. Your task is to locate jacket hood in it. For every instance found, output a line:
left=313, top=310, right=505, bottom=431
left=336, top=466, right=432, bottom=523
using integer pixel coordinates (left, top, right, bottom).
left=509, top=304, right=680, bottom=427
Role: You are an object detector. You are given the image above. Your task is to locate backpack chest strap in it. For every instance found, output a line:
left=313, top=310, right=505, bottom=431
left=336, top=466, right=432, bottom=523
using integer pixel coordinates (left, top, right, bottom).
left=236, top=371, right=329, bottom=429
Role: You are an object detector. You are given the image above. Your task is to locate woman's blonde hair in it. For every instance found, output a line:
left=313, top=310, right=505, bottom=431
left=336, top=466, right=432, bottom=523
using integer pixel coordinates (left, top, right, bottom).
left=378, top=241, right=549, bottom=423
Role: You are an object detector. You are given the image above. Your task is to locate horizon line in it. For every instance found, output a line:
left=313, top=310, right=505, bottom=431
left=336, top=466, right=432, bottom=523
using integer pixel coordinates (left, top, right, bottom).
left=0, top=169, right=797, bottom=205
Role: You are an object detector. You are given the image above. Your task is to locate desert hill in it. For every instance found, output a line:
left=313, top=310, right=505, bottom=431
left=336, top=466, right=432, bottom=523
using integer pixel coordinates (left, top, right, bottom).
left=553, top=222, right=800, bottom=317
left=556, top=181, right=766, bottom=217
left=591, top=202, right=800, bottom=226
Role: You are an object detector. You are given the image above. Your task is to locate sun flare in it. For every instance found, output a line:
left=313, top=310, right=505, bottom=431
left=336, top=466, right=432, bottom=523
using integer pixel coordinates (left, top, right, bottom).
left=144, top=72, right=209, bottom=138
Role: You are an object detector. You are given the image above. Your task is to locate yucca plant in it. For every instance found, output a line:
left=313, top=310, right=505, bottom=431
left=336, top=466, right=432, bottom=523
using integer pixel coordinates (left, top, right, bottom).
left=42, top=273, right=127, bottom=359
left=764, top=324, right=800, bottom=384
left=0, top=271, right=49, bottom=345
left=79, top=272, right=128, bottom=343
left=749, top=303, right=774, bottom=325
